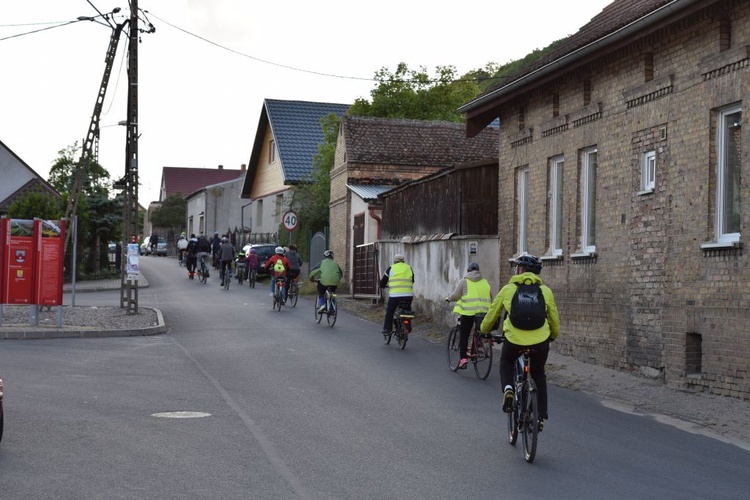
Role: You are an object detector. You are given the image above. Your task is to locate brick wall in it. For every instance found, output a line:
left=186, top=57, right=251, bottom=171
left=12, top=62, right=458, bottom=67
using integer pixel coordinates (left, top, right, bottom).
left=494, top=3, right=750, bottom=398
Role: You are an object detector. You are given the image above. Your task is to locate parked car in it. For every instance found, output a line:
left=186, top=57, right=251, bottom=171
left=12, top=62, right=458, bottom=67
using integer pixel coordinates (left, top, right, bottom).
left=242, top=244, right=277, bottom=275
left=140, top=237, right=168, bottom=256
left=0, top=375, right=4, bottom=442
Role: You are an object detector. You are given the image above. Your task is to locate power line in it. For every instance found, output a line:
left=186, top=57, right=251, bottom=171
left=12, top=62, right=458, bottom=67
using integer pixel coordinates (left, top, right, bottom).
left=0, top=19, right=82, bottom=41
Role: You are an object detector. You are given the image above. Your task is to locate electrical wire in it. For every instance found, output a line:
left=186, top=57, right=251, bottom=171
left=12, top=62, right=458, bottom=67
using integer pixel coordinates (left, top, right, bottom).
left=0, top=19, right=83, bottom=42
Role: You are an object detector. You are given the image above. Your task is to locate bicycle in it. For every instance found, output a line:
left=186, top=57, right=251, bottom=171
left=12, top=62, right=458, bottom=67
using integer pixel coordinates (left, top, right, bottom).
left=384, top=303, right=413, bottom=349
left=446, top=314, right=493, bottom=380
left=287, top=276, right=299, bottom=308
left=502, top=337, right=540, bottom=463
left=235, top=261, right=246, bottom=285
left=178, top=249, right=185, bottom=267
left=272, top=276, right=286, bottom=311
left=197, top=255, right=209, bottom=284
left=313, top=286, right=337, bottom=327
left=220, top=263, right=232, bottom=290
left=247, top=267, right=257, bottom=288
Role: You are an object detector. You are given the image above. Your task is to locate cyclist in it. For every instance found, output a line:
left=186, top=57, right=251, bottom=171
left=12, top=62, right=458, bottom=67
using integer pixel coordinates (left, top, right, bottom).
left=218, top=237, right=236, bottom=286
left=185, top=234, right=198, bottom=278
left=445, top=262, right=492, bottom=370
left=210, top=232, right=221, bottom=269
left=379, top=254, right=414, bottom=336
left=308, top=250, right=343, bottom=313
left=235, top=250, right=247, bottom=281
left=195, top=234, right=212, bottom=278
left=176, top=232, right=188, bottom=264
left=264, top=246, right=291, bottom=300
left=246, top=248, right=259, bottom=280
left=284, top=244, right=303, bottom=297
left=149, top=231, right=159, bottom=255
left=480, top=254, right=560, bottom=431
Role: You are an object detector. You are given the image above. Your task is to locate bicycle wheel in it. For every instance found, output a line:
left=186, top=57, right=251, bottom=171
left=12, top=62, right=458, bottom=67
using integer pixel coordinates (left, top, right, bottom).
left=314, top=298, right=323, bottom=323
left=224, top=272, right=230, bottom=290
left=289, top=283, right=298, bottom=307
left=199, top=266, right=207, bottom=284
left=446, top=325, right=461, bottom=371
left=327, top=297, right=337, bottom=327
left=395, top=320, right=407, bottom=349
left=521, top=380, right=539, bottom=463
left=508, top=365, right=521, bottom=446
left=473, top=334, right=493, bottom=380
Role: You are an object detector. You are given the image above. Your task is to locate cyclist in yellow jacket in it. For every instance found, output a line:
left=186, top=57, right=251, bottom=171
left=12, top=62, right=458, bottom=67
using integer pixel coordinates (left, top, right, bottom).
left=446, top=262, right=492, bottom=369
left=379, top=253, right=414, bottom=336
left=480, top=254, right=560, bottom=431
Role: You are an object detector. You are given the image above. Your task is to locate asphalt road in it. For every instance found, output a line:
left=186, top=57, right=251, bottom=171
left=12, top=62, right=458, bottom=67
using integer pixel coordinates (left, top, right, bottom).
left=0, top=257, right=748, bottom=499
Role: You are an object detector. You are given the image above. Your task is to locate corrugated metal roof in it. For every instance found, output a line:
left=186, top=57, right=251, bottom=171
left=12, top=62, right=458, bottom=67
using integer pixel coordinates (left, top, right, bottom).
left=347, top=184, right=392, bottom=202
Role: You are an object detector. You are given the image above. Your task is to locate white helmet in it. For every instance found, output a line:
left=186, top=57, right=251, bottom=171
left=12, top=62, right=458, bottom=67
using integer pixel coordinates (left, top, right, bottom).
left=275, top=246, right=284, bottom=255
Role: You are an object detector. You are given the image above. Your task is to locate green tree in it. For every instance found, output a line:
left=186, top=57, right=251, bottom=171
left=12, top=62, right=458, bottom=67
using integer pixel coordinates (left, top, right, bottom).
left=150, top=193, right=186, bottom=233
left=348, top=63, right=480, bottom=123
left=6, top=187, right=63, bottom=220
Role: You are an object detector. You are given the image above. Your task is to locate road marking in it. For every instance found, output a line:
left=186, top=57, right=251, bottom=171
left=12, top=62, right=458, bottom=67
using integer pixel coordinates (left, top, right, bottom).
left=151, top=411, right=211, bottom=418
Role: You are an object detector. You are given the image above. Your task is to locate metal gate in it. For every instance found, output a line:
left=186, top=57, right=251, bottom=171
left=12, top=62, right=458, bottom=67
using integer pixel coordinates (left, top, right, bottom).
left=309, top=230, right=327, bottom=271
left=353, top=242, right=379, bottom=296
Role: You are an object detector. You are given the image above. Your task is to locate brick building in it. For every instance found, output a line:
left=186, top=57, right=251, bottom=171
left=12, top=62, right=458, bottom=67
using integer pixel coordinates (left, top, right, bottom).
left=329, top=116, right=499, bottom=292
left=459, top=0, right=749, bottom=398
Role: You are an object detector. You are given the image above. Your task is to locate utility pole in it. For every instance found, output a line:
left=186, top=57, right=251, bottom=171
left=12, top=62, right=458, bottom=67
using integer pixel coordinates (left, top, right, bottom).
left=121, top=0, right=141, bottom=314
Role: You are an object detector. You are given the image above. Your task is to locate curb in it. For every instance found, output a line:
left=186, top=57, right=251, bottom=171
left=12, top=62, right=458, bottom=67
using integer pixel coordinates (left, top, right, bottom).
left=0, top=307, right=167, bottom=340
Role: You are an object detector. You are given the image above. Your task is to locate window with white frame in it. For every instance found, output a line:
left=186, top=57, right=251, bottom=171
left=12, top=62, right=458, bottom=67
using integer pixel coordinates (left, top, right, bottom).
left=549, top=156, right=564, bottom=256
left=717, top=105, right=741, bottom=244
left=517, top=166, right=529, bottom=254
left=642, top=150, right=656, bottom=192
left=269, top=140, right=276, bottom=163
left=579, top=147, right=597, bottom=255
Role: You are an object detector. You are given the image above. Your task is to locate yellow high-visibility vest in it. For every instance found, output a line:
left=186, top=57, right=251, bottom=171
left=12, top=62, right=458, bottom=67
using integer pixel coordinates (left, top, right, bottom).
left=453, top=279, right=491, bottom=316
left=389, top=262, right=413, bottom=297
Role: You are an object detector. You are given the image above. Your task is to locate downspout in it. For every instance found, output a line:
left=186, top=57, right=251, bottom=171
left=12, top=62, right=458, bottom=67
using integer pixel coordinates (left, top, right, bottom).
left=368, top=205, right=382, bottom=239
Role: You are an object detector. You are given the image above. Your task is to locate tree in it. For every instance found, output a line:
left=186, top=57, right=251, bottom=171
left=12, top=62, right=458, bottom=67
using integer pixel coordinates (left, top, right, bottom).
left=6, top=188, right=63, bottom=220
left=150, top=193, right=186, bottom=233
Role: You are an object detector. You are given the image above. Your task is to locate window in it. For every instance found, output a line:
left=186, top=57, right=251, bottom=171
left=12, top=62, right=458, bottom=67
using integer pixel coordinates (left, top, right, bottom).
left=642, top=150, right=656, bottom=192
left=548, top=156, right=564, bottom=256
left=517, top=166, right=529, bottom=254
left=583, top=80, right=592, bottom=107
left=717, top=105, right=741, bottom=244
left=275, top=194, right=284, bottom=217
left=552, top=93, right=560, bottom=118
left=518, top=106, right=526, bottom=131
left=269, top=140, right=276, bottom=163
left=257, top=199, right=264, bottom=226
left=644, top=53, right=654, bottom=82
left=578, top=147, right=597, bottom=255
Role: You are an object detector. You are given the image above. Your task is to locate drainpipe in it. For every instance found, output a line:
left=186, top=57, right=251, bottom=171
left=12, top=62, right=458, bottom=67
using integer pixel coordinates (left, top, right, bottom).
left=368, top=205, right=382, bottom=239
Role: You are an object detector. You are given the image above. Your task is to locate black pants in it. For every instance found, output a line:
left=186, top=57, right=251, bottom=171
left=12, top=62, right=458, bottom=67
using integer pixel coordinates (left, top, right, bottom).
left=186, top=255, right=197, bottom=273
left=499, top=339, right=550, bottom=420
left=458, top=315, right=478, bottom=358
left=286, top=269, right=300, bottom=295
left=383, top=296, right=413, bottom=332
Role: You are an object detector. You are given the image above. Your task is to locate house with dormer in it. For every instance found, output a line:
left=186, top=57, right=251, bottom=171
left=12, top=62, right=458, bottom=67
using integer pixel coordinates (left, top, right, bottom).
left=240, top=99, right=351, bottom=245
left=458, top=0, right=749, bottom=398
left=0, top=139, right=60, bottom=215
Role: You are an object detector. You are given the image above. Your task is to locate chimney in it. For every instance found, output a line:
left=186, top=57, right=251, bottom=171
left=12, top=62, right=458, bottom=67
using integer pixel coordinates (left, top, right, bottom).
left=218, top=164, right=224, bottom=170
left=240, top=164, right=247, bottom=172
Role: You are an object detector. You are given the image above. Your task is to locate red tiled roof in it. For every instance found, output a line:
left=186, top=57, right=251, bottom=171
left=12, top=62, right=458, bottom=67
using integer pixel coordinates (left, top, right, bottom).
left=161, top=167, right=244, bottom=200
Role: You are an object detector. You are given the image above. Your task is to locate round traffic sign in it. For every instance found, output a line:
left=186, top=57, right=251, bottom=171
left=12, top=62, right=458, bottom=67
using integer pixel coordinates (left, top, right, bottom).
left=283, top=211, right=298, bottom=231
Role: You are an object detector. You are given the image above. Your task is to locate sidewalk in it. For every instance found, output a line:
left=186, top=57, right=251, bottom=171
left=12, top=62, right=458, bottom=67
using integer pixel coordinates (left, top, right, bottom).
left=63, top=272, right=149, bottom=293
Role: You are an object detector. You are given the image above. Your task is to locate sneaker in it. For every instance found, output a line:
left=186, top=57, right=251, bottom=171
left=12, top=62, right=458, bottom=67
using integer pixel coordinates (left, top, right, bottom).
left=458, top=358, right=468, bottom=369
left=502, top=388, right=514, bottom=413
left=538, top=419, right=545, bottom=432
left=380, top=329, right=390, bottom=335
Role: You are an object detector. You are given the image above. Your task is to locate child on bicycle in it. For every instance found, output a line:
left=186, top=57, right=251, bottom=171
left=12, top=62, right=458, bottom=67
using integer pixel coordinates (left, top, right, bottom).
left=264, top=247, right=291, bottom=299
left=480, top=254, right=560, bottom=431
left=445, top=262, right=492, bottom=370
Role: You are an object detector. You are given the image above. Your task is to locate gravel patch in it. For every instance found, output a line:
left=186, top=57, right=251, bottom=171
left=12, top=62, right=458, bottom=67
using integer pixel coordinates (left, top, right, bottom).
left=0, top=305, right=158, bottom=330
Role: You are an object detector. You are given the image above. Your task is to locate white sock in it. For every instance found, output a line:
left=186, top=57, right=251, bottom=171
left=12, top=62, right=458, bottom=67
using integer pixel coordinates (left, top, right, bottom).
left=504, top=385, right=513, bottom=392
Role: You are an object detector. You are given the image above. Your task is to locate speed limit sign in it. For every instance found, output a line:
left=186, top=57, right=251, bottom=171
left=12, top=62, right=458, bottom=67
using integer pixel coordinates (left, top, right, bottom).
left=283, top=211, right=298, bottom=231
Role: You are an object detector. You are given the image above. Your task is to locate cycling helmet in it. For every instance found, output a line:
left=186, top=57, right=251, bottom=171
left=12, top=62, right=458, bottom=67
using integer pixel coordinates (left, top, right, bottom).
left=275, top=246, right=284, bottom=255
left=323, top=250, right=333, bottom=258
left=467, top=262, right=480, bottom=272
left=513, top=254, right=542, bottom=274
left=221, top=237, right=229, bottom=243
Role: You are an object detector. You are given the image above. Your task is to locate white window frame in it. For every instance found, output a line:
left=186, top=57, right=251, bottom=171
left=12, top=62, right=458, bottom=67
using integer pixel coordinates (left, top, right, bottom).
left=517, top=166, right=529, bottom=255
left=269, top=140, right=277, bottom=163
left=717, top=105, right=741, bottom=245
left=574, top=147, right=597, bottom=257
left=548, top=156, right=564, bottom=257
left=641, top=150, right=656, bottom=193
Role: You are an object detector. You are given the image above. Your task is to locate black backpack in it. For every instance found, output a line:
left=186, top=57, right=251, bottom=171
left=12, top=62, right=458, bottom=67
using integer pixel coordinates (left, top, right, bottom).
left=509, top=282, right=547, bottom=330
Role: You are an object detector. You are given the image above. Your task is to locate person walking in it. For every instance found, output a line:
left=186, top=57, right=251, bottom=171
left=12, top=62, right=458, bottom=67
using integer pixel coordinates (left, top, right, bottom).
left=480, top=254, right=560, bottom=431
left=379, top=254, right=414, bottom=336
left=445, top=262, right=492, bottom=369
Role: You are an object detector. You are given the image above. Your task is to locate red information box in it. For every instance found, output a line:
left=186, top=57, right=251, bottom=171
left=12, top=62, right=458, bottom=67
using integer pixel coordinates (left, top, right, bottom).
left=1, top=218, right=36, bottom=304
left=34, top=219, right=65, bottom=306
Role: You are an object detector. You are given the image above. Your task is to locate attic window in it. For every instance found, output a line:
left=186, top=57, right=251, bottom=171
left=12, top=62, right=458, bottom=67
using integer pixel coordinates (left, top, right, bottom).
left=583, top=80, right=592, bottom=107
left=269, top=140, right=276, bottom=163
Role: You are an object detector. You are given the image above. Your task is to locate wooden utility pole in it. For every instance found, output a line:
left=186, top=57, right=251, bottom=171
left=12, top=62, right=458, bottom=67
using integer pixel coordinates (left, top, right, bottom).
left=120, top=0, right=141, bottom=314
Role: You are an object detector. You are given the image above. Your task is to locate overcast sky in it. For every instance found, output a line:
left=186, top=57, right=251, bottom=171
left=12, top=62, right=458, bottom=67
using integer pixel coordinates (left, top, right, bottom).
left=0, top=0, right=613, bottom=206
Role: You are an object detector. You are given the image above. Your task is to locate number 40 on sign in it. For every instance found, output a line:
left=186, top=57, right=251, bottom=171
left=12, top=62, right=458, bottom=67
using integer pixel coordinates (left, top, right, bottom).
left=283, top=211, right=298, bottom=231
